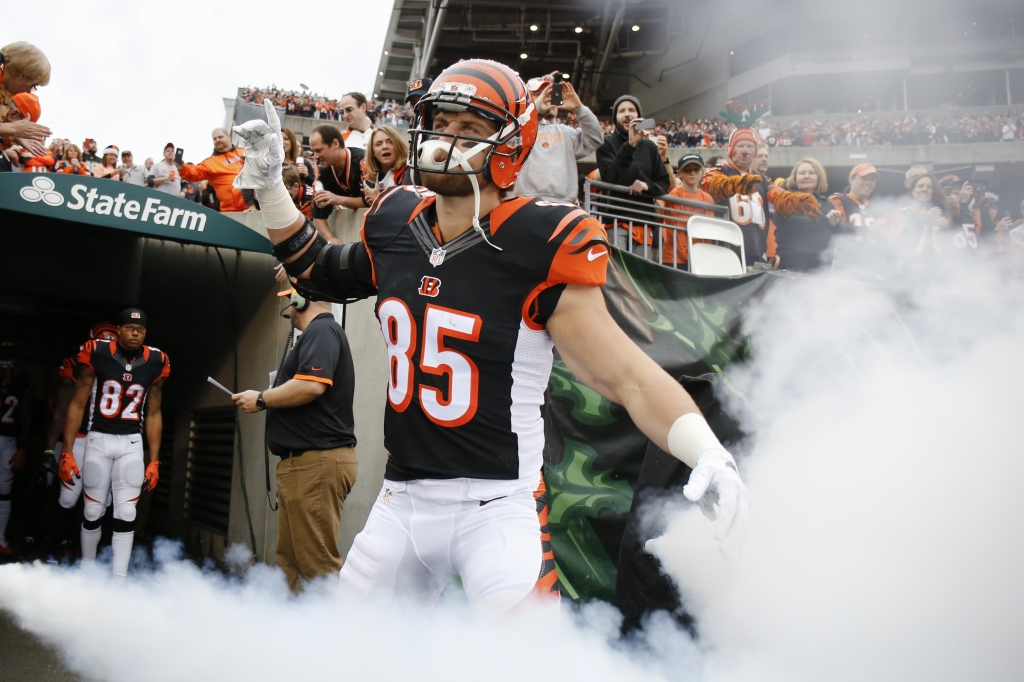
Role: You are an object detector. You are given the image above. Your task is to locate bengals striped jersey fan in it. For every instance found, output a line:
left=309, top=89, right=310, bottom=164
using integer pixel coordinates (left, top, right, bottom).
left=76, top=340, right=170, bottom=435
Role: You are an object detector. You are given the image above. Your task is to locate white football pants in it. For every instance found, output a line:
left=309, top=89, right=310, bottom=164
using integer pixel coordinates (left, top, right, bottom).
left=81, top=432, right=145, bottom=578
left=340, top=477, right=558, bottom=619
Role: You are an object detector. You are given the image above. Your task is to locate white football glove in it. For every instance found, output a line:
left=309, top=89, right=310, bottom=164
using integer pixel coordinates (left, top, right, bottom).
left=232, top=100, right=284, bottom=190
left=683, top=448, right=749, bottom=556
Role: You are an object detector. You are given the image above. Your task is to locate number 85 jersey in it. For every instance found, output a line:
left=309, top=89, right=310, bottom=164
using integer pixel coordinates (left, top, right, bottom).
left=76, top=339, right=170, bottom=435
left=363, top=187, right=608, bottom=484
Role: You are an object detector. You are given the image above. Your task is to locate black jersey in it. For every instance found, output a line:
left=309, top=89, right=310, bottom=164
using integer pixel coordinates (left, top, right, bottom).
left=829, top=193, right=876, bottom=231
left=362, top=186, right=608, bottom=483
left=76, top=340, right=170, bottom=435
left=0, top=373, right=30, bottom=439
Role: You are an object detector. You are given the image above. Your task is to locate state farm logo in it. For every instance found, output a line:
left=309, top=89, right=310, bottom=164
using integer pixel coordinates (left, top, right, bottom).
left=20, top=176, right=64, bottom=207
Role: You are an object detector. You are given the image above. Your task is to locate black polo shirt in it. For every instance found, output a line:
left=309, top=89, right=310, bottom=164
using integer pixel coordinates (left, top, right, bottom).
left=312, top=147, right=367, bottom=219
left=267, top=313, right=356, bottom=455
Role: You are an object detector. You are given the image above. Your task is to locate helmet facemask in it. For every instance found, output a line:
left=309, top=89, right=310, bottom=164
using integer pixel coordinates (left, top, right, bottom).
left=409, top=89, right=534, bottom=251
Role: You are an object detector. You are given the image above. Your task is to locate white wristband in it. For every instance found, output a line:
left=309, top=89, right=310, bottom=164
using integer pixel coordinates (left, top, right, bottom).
left=667, top=413, right=726, bottom=469
left=254, top=182, right=301, bottom=230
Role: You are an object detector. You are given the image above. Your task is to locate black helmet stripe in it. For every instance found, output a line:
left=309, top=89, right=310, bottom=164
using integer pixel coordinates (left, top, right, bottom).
left=444, top=65, right=512, bottom=116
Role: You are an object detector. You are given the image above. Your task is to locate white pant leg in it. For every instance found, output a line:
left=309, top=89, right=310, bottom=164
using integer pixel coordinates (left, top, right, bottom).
left=340, top=480, right=451, bottom=603
left=0, top=435, right=16, bottom=544
left=454, top=486, right=546, bottom=619
left=110, top=435, right=145, bottom=523
left=58, top=436, right=88, bottom=509
left=81, top=433, right=114, bottom=523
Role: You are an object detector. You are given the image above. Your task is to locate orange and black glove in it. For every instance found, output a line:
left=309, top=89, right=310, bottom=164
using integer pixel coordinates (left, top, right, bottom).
left=9, top=448, right=26, bottom=471
left=58, top=450, right=80, bottom=484
left=144, top=460, right=160, bottom=492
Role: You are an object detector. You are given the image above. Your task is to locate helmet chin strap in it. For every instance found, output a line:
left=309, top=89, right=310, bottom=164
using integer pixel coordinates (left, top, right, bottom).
left=418, top=123, right=519, bottom=252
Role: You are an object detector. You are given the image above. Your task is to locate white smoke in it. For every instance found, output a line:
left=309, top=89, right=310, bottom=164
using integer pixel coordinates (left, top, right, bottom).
left=2, top=234, right=1023, bottom=682
left=650, top=236, right=1024, bottom=682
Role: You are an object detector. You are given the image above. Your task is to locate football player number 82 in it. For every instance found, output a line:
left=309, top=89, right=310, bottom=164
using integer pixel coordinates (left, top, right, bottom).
left=98, top=380, right=146, bottom=420
left=379, top=298, right=481, bottom=427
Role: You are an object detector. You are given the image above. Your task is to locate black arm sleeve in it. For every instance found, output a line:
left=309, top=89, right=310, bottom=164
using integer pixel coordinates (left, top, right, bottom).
left=294, top=240, right=377, bottom=304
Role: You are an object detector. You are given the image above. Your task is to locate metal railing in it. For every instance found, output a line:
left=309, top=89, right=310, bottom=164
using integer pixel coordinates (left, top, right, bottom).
left=583, top=177, right=729, bottom=269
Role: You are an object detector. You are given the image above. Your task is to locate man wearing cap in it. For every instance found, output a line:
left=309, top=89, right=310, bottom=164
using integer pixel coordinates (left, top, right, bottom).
left=658, top=154, right=716, bottom=269
left=830, top=164, right=879, bottom=234
left=405, top=78, right=433, bottom=110
left=0, top=92, right=45, bottom=172
left=703, top=125, right=818, bottom=266
left=508, top=75, right=602, bottom=204
left=81, top=138, right=101, bottom=174
left=232, top=292, right=357, bottom=593
left=596, top=94, right=671, bottom=253
left=119, top=150, right=148, bottom=186
left=61, top=309, right=169, bottom=582
left=148, top=142, right=182, bottom=195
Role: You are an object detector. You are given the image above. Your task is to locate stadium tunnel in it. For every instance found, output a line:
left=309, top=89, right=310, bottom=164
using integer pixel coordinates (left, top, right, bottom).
left=0, top=173, right=388, bottom=566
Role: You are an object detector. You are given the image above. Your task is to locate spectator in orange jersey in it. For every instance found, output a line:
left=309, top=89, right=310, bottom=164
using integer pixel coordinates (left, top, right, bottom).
left=57, top=144, right=89, bottom=175
left=177, top=128, right=251, bottom=212
left=658, top=154, right=716, bottom=268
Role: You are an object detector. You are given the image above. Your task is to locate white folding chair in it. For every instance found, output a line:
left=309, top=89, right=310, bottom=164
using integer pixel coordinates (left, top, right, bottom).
left=686, top=216, right=746, bottom=276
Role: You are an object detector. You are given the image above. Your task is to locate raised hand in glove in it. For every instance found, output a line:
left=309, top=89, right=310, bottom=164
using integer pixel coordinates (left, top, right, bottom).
left=232, top=100, right=284, bottom=190
left=59, top=450, right=80, bottom=484
left=144, top=460, right=161, bottom=492
left=683, top=448, right=750, bottom=554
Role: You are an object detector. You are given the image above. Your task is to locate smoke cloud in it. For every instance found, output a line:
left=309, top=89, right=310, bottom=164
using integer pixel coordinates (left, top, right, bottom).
left=650, top=232, right=1024, bottom=681
left=2, top=233, right=1022, bottom=681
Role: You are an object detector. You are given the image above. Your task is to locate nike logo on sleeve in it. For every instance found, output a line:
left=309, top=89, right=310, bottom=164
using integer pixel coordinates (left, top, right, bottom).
left=587, top=248, right=608, bottom=261
left=311, top=366, right=323, bottom=371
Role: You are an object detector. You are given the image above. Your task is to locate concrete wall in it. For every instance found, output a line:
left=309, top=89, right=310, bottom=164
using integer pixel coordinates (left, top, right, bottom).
left=223, top=209, right=387, bottom=562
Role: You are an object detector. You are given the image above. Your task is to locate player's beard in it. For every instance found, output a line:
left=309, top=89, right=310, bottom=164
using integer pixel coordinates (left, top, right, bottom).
left=419, top=169, right=480, bottom=197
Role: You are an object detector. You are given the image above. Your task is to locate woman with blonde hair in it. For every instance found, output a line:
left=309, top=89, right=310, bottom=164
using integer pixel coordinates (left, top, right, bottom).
left=772, top=157, right=845, bottom=271
left=362, top=124, right=410, bottom=203
left=0, top=42, right=52, bottom=155
left=57, top=144, right=90, bottom=175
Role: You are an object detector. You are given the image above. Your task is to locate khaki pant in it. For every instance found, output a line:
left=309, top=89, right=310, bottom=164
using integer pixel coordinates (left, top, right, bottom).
left=276, top=446, right=358, bottom=593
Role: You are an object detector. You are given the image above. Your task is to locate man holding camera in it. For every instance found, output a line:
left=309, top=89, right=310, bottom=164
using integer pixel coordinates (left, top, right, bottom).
left=233, top=291, right=357, bottom=593
left=508, top=74, right=602, bottom=204
left=596, top=95, right=671, bottom=253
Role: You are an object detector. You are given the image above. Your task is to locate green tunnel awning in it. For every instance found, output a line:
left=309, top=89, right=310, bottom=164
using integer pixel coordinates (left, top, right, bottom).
left=0, top=173, right=273, bottom=254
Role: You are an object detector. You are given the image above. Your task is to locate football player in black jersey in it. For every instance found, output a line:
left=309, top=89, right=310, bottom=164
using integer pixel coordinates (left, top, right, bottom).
left=0, top=341, right=32, bottom=557
left=61, top=309, right=169, bottom=581
left=234, top=60, right=749, bottom=618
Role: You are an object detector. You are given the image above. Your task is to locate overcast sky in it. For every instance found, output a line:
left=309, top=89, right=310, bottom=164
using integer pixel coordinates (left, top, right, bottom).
left=7, top=0, right=393, bottom=163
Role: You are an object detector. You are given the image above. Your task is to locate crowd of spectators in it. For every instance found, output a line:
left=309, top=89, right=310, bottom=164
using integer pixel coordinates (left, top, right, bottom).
left=240, top=86, right=414, bottom=127
left=590, top=109, right=1024, bottom=148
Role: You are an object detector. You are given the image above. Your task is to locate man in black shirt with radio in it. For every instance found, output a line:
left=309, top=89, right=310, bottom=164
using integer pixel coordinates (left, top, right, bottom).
left=233, top=291, right=357, bottom=593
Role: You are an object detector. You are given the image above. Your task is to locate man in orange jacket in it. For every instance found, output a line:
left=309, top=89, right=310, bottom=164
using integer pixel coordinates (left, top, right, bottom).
left=176, top=128, right=253, bottom=212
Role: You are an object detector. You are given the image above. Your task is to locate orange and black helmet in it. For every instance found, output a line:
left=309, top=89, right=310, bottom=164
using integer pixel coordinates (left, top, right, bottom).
left=89, top=322, right=118, bottom=341
left=410, top=59, right=537, bottom=189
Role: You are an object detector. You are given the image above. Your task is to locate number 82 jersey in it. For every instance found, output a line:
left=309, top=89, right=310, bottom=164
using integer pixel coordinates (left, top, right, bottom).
left=76, top=339, right=170, bottom=435
left=363, top=187, right=608, bottom=484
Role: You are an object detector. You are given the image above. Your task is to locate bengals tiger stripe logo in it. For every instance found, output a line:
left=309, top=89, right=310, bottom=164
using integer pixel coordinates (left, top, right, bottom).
left=418, top=276, right=441, bottom=297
